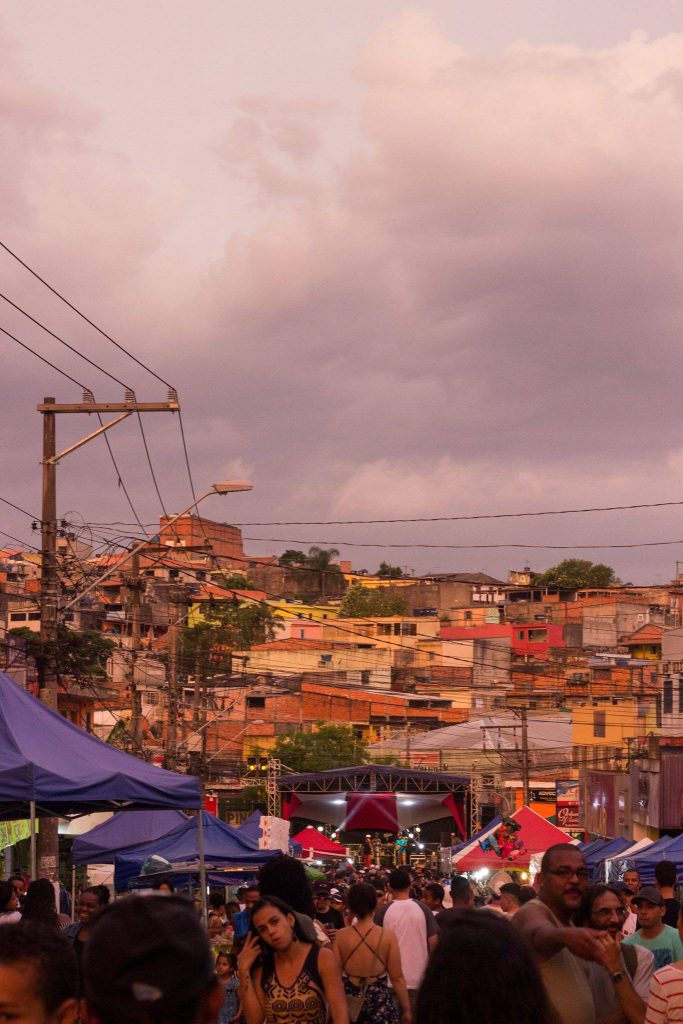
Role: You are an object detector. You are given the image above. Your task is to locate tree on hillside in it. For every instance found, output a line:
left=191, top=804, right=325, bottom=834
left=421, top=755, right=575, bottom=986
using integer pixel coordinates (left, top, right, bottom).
left=10, top=625, right=115, bottom=683
left=376, top=561, right=405, bottom=578
left=340, top=584, right=409, bottom=618
left=214, top=572, right=257, bottom=591
left=278, top=549, right=308, bottom=567
left=532, top=559, right=620, bottom=589
left=179, top=599, right=275, bottom=680
left=272, top=723, right=368, bottom=773
left=278, top=546, right=345, bottom=601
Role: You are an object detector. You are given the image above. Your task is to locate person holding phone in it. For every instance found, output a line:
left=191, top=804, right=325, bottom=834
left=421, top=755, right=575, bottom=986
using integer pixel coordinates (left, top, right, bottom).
left=237, top=895, right=348, bottom=1024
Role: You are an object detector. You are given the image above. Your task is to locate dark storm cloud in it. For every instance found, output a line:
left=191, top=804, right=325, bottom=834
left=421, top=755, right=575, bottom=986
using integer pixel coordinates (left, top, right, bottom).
left=4, top=12, right=683, bottom=581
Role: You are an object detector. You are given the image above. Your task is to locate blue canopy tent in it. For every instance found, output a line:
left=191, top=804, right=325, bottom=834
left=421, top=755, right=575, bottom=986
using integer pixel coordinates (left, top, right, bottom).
left=0, top=673, right=201, bottom=819
left=238, top=810, right=263, bottom=844
left=0, top=672, right=202, bottom=889
left=578, top=838, right=612, bottom=856
left=584, top=837, right=632, bottom=875
left=71, top=809, right=190, bottom=865
left=622, top=835, right=682, bottom=885
left=600, top=838, right=654, bottom=883
left=113, top=811, right=280, bottom=891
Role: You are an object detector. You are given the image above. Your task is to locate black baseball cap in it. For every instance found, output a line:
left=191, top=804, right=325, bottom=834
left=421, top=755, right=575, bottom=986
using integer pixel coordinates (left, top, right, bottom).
left=632, top=886, right=664, bottom=907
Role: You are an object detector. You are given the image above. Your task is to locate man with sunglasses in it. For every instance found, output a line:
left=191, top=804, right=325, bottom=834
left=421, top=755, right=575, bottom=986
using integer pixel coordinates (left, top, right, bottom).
left=515, top=843, right=605, bottom=1024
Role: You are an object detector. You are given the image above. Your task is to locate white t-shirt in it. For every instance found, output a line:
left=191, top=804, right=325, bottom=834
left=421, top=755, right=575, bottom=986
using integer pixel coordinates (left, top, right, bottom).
left=380, top=899, right=431, bottom=990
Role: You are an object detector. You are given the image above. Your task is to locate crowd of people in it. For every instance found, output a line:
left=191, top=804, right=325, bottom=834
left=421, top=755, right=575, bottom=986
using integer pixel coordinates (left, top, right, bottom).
left=3, top=845, right=683, bottom=1024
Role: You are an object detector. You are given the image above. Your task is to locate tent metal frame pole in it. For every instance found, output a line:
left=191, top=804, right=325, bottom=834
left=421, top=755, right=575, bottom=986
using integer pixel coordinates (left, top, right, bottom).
left=71, top=864, right=77, bottom=921
left=197, top=804, right=208, bottom=921
left=29, top=801, right=37, bottom=879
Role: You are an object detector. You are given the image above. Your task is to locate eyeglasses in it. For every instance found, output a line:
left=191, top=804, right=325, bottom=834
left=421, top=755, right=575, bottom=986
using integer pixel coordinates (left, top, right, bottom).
left=546, top=867, right=590, bottom=880
left=592, top=906, right=628, bottom=919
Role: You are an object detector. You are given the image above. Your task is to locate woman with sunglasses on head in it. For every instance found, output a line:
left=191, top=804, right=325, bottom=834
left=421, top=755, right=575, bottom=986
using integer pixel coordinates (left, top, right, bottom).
left=237, top=895, right=348, bottom=1024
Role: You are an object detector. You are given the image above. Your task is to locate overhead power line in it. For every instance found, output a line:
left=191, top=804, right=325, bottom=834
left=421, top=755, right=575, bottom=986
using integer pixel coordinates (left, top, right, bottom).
left=0, top=239, right=172, bottom=388
left=235, top=498, right=683, bottom=527
left=0, top=291, right=132, bottom=389
left=243, top=535, right=683, bottom=551
left=0, top=495, right=37, bottom=519
left=1, top=323, right=87, bottom=389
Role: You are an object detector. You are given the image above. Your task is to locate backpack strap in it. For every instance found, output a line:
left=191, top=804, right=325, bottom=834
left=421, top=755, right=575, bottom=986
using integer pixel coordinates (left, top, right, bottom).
left=621, top=942, right=638, bottom=980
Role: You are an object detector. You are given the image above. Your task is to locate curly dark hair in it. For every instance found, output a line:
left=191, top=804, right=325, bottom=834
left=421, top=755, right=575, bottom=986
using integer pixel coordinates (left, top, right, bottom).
left=258, top=855, right=315, bottom=918
left=416, top=910, right=556, bottom=1024
left=574, top=884, right=624, bottom=927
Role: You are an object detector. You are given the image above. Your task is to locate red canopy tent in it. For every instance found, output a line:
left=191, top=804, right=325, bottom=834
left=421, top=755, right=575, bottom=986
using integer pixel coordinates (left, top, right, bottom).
left=292, top=827, right=349, bottom=859
left=455, top=806, right=575, bottom=872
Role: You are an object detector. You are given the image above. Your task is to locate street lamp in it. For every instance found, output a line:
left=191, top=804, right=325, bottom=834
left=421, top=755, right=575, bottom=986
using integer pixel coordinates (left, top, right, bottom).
left=61, top=479, right=253, bottom=611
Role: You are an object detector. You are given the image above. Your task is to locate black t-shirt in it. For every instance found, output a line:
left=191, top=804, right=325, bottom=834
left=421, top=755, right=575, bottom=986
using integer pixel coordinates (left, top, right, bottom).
left=663, top=897, right=680, bottom=928
left=315, top=908, right=344, bottom=930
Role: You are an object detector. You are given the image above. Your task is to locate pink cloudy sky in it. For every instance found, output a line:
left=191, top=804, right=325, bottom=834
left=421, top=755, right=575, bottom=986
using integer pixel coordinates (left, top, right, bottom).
left=3, top=2, right=683, bottom=582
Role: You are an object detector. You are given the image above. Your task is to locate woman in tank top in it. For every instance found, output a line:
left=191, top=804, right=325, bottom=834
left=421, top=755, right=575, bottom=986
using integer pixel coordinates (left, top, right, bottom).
left=334, top=882, right=411, bottom=1024
left=237, top=895, right=348, bottom=1024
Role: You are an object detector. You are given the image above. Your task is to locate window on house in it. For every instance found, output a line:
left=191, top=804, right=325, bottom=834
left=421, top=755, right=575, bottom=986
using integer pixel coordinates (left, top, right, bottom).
left=465, top=611, right=473, bottom=621
left=593, top=710, right=606, bottom=738
left=28, top=613, right=40, bottom=621
left=299, top=629, right=305, bottom=639
left=663, top=678, right=673, bottom=715
left=517, top=631, right=525, bottom=641
left=377, top=624, right=392, bottom=636
left=400, top=623, right=417, bottom=636
left=247, top=696, right=265, bottom=709
left=678, top=678, right=683, bottom=714
left=528, top=628, right=548, bottom=642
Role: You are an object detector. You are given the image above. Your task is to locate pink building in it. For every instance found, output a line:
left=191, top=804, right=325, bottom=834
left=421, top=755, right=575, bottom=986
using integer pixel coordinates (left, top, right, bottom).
left=440, top=623, right=565, bottom=662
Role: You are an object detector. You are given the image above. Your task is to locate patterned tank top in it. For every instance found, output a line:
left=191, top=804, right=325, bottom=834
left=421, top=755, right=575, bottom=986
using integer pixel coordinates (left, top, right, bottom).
left=261, top=944, right=327, bottom=1024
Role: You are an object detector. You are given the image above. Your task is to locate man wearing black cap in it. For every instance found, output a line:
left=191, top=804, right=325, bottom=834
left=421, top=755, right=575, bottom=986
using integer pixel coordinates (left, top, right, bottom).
left=622, top=886, right=683, bottom=969
left=82, top=895, right=223, bottom=1024
left=313, top=885, right=344, bottom=937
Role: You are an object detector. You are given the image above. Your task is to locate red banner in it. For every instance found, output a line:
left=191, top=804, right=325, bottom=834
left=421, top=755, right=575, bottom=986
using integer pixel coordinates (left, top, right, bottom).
left=344, top=793, right=399, bottom=832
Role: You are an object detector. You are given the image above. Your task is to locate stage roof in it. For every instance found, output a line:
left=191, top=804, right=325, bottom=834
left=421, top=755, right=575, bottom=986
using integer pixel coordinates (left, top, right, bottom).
left=278, top=763, right=468, bottom=794
left=278, top=764, right=468, bottom=830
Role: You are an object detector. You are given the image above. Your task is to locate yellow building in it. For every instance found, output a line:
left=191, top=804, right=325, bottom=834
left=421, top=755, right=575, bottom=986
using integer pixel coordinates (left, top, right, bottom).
left=267, top=600, right=340, bottom=623
left=572, top=698, right=659, bottom=770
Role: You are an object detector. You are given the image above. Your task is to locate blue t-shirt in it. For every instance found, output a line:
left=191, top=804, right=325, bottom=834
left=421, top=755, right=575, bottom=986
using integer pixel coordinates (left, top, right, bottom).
left=623, top=925, right=683, bottom=969
left=232, top=907, right=250, bottom=940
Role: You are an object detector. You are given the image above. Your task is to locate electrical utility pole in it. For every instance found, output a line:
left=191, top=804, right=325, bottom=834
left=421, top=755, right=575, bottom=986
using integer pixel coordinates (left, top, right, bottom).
left=164, top=585, right=186, bottom=771
left=494, top=699, right=531, bottom=808
left=36, top=390, right=179, bottom=880
left=519, top=705, right=530, bottom=808
left=125, top=550, right=143, bottom=745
